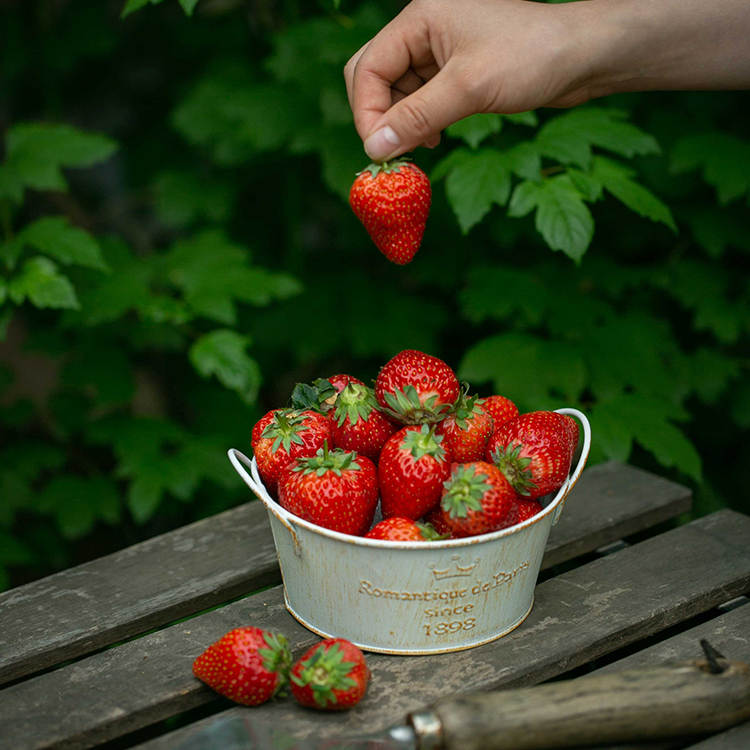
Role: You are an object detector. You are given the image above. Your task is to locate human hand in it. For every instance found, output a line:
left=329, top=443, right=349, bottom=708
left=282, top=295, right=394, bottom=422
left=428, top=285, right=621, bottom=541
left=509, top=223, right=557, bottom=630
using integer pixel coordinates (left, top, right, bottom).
left=344, top=0, right=598, bottom=162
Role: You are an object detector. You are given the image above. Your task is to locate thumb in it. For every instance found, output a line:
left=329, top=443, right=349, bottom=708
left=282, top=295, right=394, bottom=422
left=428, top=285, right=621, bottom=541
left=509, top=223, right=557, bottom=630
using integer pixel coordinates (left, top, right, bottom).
left=363, top=66, right=475, bottom=162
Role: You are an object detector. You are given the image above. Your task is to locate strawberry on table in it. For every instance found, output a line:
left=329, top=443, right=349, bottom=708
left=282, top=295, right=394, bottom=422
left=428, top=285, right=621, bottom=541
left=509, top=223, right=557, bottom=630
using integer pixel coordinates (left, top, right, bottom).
left=349, top=158, right=431, bottom=265
left=278, top=444, right=378, bottom=535
left=378, top=423, right=453, bottom=520
left=192, top=627, right=291, bottom=707
left=482, top=394, right=519, bottom=431
left=291, top=374, right=365, bottom=414
left=437, top=389, right=494, bottom=462
left=440, top=462, right=519, bottom=539
left=375, top=349, right=460, bottom=425
left=291, top=639, right=370, bottom=711
left=252, top=409, right=333, bottom=495
left=486, top=411, right=577, bottom=500
left=329, top=382, right=398, bottom=462
left=365, top=516, right=445, bottom=541
left=516, top=498, right=544, bottom=524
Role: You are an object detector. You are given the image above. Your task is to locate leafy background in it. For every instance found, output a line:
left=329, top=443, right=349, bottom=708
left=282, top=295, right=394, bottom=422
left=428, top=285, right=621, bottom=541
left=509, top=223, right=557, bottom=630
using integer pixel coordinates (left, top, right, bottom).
left=0, top=0, right=748, bottom=591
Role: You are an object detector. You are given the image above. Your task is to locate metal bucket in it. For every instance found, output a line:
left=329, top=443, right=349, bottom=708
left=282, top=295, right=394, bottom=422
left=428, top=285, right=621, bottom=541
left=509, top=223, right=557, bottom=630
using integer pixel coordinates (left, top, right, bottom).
left=229, top=408, right=591, bottom=655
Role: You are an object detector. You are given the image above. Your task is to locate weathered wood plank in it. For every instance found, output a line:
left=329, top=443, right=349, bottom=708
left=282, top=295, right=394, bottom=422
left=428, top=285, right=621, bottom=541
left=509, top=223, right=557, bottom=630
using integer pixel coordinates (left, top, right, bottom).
left=684, top=724, right=750, bottom=750
left=0, top=460, right=691, bottom=686
left=3, top=509, right=746, bottom=750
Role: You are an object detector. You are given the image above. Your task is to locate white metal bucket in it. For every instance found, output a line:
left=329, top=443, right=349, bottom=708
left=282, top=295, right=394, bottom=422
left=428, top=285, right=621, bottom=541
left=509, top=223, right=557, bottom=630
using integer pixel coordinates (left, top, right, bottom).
left=229, top=408, right=591, bottom=655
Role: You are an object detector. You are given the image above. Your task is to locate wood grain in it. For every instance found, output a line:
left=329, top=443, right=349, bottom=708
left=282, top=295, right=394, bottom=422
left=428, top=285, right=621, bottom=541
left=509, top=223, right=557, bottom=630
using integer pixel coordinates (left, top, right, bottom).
left=0, top=461, right=691, bottom=686
left=3, top=509, right=747, bottom=750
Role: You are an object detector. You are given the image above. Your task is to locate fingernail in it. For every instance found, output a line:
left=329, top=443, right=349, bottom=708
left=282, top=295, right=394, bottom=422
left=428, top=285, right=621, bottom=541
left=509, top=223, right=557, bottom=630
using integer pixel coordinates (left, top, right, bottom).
left=364, top=126, right=400, bottom=161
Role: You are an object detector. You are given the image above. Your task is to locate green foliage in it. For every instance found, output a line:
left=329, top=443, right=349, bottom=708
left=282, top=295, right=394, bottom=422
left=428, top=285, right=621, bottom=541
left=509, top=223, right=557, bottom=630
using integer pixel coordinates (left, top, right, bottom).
left=0, top=0, right=747, bottom=591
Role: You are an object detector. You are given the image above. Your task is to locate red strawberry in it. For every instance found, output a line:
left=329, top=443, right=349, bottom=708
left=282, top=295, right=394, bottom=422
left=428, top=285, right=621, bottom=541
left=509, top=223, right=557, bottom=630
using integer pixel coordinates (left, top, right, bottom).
left=423, top=506, right=452, bottom=537
left=437, top=389, right=494, bottom=462
left=290, top=638, right=370, bottom=710
left=291, top=375, right=365, bottom=414
left=517, top=498, right=544, bottom=523
left=375, top=349, right=460, bottom=425
left=192, top=627, right=291, bottom=707
left=440, top=462, right=519, bottom=538
left=482, top=395, right=519, bottom=431
left=329, top=382, right=398, bottom=462
left=252, top=409, right=333, bottom=495
left=349, top=158, right=431, bottom=265
left=378, top=423, right=453, bottom=520
left=365, top=517, right=445, bottom=541
left=486, top=411, right=576, bottom=499
left=278, top=444, right=378, bottom=535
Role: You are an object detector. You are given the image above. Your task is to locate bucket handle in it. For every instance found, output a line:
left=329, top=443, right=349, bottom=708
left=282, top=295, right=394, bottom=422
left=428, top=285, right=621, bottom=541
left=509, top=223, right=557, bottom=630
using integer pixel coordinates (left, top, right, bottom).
left=227, top=448, right=303, bottom=554
left=550, top=408, right=592, bottom=525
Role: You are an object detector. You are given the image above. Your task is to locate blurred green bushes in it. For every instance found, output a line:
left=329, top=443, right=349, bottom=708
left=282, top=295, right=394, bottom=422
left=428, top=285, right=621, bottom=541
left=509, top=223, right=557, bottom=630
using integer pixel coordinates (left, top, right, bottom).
left=0, top=0, right=748, bottom=590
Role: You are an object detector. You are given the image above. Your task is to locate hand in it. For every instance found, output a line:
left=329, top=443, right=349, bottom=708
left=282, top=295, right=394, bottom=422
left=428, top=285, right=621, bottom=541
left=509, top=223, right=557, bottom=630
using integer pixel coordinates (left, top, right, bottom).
left=344, top=0, right=598, bottom=162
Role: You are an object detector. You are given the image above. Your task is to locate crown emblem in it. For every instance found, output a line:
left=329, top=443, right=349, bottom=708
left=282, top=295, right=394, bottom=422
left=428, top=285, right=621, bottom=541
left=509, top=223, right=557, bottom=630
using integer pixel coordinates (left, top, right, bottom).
left=430, top=555, right=481, bottom=581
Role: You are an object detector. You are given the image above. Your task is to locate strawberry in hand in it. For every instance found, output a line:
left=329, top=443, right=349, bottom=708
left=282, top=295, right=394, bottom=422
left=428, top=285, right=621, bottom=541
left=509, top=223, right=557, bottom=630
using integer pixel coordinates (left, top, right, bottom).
left=290, top=638, right=370, bottom=711
left=192, top=627, right=292, bottom=707
left=349, top=158, right=431, bottom=265
left=278, top=443, right=378, bottom=535
left=329, top=382, right=398, bottom=462
left=378, top=423, right=453, bottom=520
left=486, top=411, right=578, bottom=499
left=440, top=462, right=519, bottom=539
left=375, top=349, right=460, bottom=425
left=251, top=409, right=333, bottom=495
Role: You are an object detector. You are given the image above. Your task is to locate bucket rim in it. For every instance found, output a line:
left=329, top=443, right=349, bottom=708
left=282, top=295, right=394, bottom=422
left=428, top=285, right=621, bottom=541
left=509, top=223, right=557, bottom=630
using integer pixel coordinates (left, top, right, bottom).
left=228, top=407, right=590, bottom=550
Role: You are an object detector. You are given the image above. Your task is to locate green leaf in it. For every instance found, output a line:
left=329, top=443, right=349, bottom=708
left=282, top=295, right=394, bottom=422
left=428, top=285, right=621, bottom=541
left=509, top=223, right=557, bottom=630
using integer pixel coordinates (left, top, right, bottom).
left=567, top=168, right=603, bottom=202
left=189, top=329, right=262, bottom=403
left=687, top=349, right=740, bottom=405
left=505, top=142, right=542, bottom=181
left=532, top=176, right=594, bottom=261
left=0, top=164, right=23, bottom=203
left=121, top=0, right=164, bottom=18
left=38, top=476, right=122, bottom=539
left=0, top=440, right=66, bottom=482
left=536, top=108, right=660, bottom=169
left=16, top=216, right=110, bottom=270
left=504, top=111, right=538, bottom=127
left=446, top=114, right=503, bottom=149
left=178, top=0, right=200, bottom=15
left=153, top=170, right=237, bottom=228
left=591, top=157, right=676, bottom=231
left=458, top=332, right=587, bottom=409
left=8, top=257, right=80, bottom=309
left=671, top=133, right=750, bottom=204
left=434, top=148, right=512, bottom=234
left=508, top=180, right=541, bottom=218
left=4, top=123, right=117, bottom=193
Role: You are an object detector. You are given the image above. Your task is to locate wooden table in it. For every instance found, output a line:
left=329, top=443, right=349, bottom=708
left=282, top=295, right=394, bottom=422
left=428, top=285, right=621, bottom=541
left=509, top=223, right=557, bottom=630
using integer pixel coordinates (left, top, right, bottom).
left=1, top=460, right=749, bottom=750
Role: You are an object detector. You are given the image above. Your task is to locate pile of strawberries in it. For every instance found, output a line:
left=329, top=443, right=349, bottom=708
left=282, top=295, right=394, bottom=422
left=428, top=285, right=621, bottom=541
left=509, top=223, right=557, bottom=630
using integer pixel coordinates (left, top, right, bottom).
left=251, top=349, right=579, bottom=541
left=193, top=628, right=369, bottom=710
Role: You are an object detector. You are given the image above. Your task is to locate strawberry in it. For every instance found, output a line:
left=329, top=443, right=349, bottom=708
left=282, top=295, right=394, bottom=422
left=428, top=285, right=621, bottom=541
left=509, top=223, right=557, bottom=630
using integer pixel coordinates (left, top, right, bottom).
left=517, top=498, right=544, bottom=523
left=440, top=462, right=519, bottom=538
left=329, top=382, right=398, bottom=461
left=437, top=388, right=494, bottom=462
left=423, top=506, right=452, bottom=537
left=365, top=517, right=445, bottom=541
left=349, top=158, right=431, bottom=265
left=291, top=374, right=365, bottom=414
left=378, top=423, right=453, bottom=520
left=252, top=409, right=333, bottom=495
left=192, top=627, right=291, bottom=707
left=290, top=638, right=370, bottom=710
left=375, top=349, right=460, bottom=425
left=482, top=395, right=519, bottom=431
left=278, top=444, right=378, bottom=535
left=486, top=411, right=576, bottom=500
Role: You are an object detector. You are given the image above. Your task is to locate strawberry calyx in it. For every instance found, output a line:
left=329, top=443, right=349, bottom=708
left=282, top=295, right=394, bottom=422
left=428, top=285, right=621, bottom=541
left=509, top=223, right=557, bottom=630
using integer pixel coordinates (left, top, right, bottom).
left=416, top=521, right=448, bottom=541
left=441, top=464, right=488, bottom=519
left=447, top=383, right=485, bottom=430
left=257, top=632, right=293, bottom=696
left=292, top=441, right=361, bottom=477
left=381, top=384, right=452, bottom=425
left=333, top=383, right=379, bottom=427
left=490, top=442, right=537, bottom=496
left=260, top=410, right=310, bottom=454
left=290, top=643, right=358, bottom=708
left=357, top=157, right=413, bottom=180
left=401, top=423, right=448, bottom=462
left=290, top=378, right=339, bottom=414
